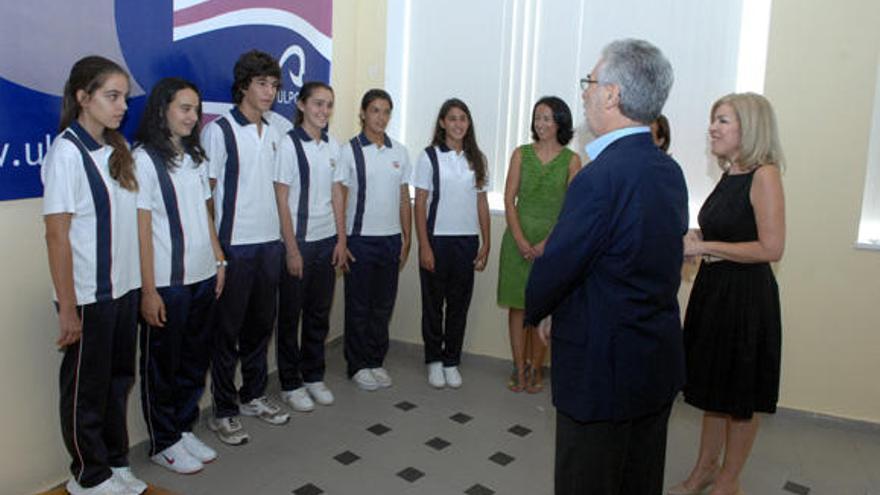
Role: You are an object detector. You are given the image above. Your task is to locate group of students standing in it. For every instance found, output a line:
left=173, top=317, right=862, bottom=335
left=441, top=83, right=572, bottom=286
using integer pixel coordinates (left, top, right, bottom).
left=41, top=42, right=784, bottom=495
left=42, top=49, right=499, bottom=495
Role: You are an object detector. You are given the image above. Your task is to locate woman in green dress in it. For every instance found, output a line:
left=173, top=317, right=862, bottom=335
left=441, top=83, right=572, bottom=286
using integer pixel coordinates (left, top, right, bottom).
left=497, top=97, right=581, bottom=393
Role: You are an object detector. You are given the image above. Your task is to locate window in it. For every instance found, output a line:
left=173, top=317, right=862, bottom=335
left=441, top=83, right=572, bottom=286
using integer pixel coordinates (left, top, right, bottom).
left=856, top=55, right=880, bottom=249
left=386, top=0, right=771, bottom=220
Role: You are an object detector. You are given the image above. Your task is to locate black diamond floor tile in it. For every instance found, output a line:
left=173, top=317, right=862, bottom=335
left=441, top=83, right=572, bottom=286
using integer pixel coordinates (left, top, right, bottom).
left=397, top=466, right=425, bottom=482
left=465, top=483, right=495, bottom=495
left=333, top=450, right=360, bottom=465
left=425, top=436, right=451, bottom=450
left=488, top=451, right=515, bottom=466
left=783, top=481, right=811, bottom=495
left=450, top=412, right=473, bottom=424
left=395, top=400, right=417, bottom=411
left=367, top=423, right=391, bottom=436
left=508, top=424, right=532, bottom=437
left=292, top=483, right=324, bottom=495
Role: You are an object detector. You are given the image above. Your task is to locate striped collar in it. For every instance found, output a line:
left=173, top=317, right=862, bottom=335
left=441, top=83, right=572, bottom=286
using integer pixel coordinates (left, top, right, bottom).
left=69, top=121, right=103, bottom=151
left=294, top=125, right=328, bottom=143
left=230, top=106, right=268, bottom=127
left=357, top=132, right=392, bottom=148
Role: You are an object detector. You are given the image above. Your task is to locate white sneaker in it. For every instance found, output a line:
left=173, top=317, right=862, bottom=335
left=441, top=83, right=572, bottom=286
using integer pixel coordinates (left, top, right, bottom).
left=443, top=366, right=463, bottom=388
left=150, top=440, right=203, bottom=474
left=240, top=396, right=291, bottom=425
left=281, top=387, right=315, bottom=412
left=181, top=431, right=217, bottom=463
left=427, top=361, right=445, bottom=388
left=208, top=416, right=250, bottom=445
left=66, top=477, right=136, bottom=495
left=111, top=467, right=147, bottom=494
left=305, top=381, right=335, bottom=405
left=370, top=367, right=393, bottom=388
left=352, top=369, right=380, bottom=391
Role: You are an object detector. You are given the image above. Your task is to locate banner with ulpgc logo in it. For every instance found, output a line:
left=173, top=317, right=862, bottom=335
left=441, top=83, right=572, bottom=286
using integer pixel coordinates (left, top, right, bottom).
left=0, top=0, right=333, bottom=201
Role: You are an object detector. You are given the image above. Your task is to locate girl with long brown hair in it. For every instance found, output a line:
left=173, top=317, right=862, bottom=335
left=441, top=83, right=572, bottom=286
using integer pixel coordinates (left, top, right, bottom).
left=42, top=55, right=145, bottom=495
left=413, top=98, right=491, bottom=389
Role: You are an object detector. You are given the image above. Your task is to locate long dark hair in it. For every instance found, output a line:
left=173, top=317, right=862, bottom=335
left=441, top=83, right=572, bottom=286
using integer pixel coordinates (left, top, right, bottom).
left=430, top=98, right=487, bottom=189
left=294, top=81, right=334, bottom=127
left=60, top=55, right=136, bottom=191
left=135, top=77, right=207, bottom=167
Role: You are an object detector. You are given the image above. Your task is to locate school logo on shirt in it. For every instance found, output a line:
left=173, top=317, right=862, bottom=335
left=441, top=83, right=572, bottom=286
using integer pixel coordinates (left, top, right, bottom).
left=0, top=0, right=333, bottom=201
left=392, top=161, right=400, bottom=169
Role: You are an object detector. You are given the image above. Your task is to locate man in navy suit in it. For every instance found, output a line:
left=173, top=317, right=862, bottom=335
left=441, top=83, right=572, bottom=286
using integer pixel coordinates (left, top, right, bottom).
left=525, top=39, right=688, bottom=495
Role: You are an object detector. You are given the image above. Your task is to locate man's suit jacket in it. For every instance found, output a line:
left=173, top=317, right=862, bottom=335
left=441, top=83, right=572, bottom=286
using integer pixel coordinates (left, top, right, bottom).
left=525, top=131, right=688, bottom=423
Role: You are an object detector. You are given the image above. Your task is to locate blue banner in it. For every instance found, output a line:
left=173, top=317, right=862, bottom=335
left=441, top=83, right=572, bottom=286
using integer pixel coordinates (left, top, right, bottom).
left=0, top=0, right=333, bottom=201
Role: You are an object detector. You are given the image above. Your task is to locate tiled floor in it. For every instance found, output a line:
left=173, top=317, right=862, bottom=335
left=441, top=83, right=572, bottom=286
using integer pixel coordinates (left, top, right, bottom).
left=127, top=340, right=880, bottom=495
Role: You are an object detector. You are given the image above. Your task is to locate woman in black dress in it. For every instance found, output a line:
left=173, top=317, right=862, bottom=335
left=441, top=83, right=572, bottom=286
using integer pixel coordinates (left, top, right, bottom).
left=669, top=93, right=785, bottom=495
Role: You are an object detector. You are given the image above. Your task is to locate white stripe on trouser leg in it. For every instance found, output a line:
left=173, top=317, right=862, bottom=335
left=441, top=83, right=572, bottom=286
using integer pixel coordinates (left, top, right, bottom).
left=73, top=307, right=86, bottom=483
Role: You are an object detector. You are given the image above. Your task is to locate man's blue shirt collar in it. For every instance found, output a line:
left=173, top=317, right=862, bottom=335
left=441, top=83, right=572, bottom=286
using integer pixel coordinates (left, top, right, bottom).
left=585, top=126, right=651, bottom=161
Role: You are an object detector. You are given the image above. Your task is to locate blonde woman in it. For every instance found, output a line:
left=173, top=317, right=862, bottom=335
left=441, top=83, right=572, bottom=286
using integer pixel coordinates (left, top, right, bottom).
left=670, top=93, right=785, bottom=495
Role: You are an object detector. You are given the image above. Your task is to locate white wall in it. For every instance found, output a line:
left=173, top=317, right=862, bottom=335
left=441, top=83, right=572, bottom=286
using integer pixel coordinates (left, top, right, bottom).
left=386, top=0, right=750, bottom=224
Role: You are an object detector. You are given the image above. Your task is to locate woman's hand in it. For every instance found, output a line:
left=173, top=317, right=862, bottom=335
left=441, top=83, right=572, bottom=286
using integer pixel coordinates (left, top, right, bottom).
left=141, top=289, right=167, bottom=328
left=419, top=244, right=435, bottom=272
left=683, top=229, right=703, bottom=257
left=332, top=239, right=355, bottom=271
left=56, top=305, right=82, bottom=348
left=474, top=243, right=490, bottom=272
left=532, top=239, right=548, bottom=258
left=515, top=238, right=534, bottom=261
left=285, top=250, right=304, bottom=278
left=399, top=238, right=411, bottom=270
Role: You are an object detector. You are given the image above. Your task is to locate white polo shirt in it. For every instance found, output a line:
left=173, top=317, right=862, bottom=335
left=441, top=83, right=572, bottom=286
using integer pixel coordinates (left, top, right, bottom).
left=202, top=107, right=281, bottom=246
left=338, top=132, right=411, bottom=236
left=412, top=144, right=488, bottom=236
left=274, top=126, right=343, bottom=242
left=41, top=121, right=141, bottom=305
left=134, top=147, right=216, bottom=288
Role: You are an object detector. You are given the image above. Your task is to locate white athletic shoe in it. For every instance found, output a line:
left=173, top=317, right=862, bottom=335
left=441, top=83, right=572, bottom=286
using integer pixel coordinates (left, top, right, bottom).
left=111, top=466, right=147, bottom=494
left=240, top=396, right=291, bottom=425
left=281, top=387, right=316, bottom=412
left=443, top=366, right=463, bottom=388
left=208, top=416, right=250, bottom=445
left=370, top=367, right=393, bottom=388
left=150, top=440, right=203, bottom=474
left=181, top=432, right=217, bottom=463
left=305, top=381, right=335, bottom=405
left=427, top=361, right=445, bottom=388
left=66, top=477, right=136, bottom=495
left=352, top=369, right=380, bottom=391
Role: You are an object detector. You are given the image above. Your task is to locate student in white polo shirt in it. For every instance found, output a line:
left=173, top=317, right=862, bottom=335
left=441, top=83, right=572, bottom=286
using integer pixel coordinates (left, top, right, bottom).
left=274, top=81, right=348, bottom=412
left=43, top=56, right=147, bottom=495
left=337, top=89, right=412, bottom=391
left=202, top=50, right=289, bottom=446
left=413, top=98, right=491, bottom=390
left=133, top=78, right=226, bottom=474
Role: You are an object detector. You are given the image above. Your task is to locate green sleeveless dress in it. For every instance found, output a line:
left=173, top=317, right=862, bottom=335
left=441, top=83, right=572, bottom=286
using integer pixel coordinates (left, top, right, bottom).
left=497, top=144, right=572, bottom=308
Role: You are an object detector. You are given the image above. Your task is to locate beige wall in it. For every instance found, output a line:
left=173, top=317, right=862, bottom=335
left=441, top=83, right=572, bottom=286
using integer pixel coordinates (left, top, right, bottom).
left=0, top=3, right=385, bottom=493
left=763, top=0, right=880, bottom=422
left=391, top=0, right=880, bottom=425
